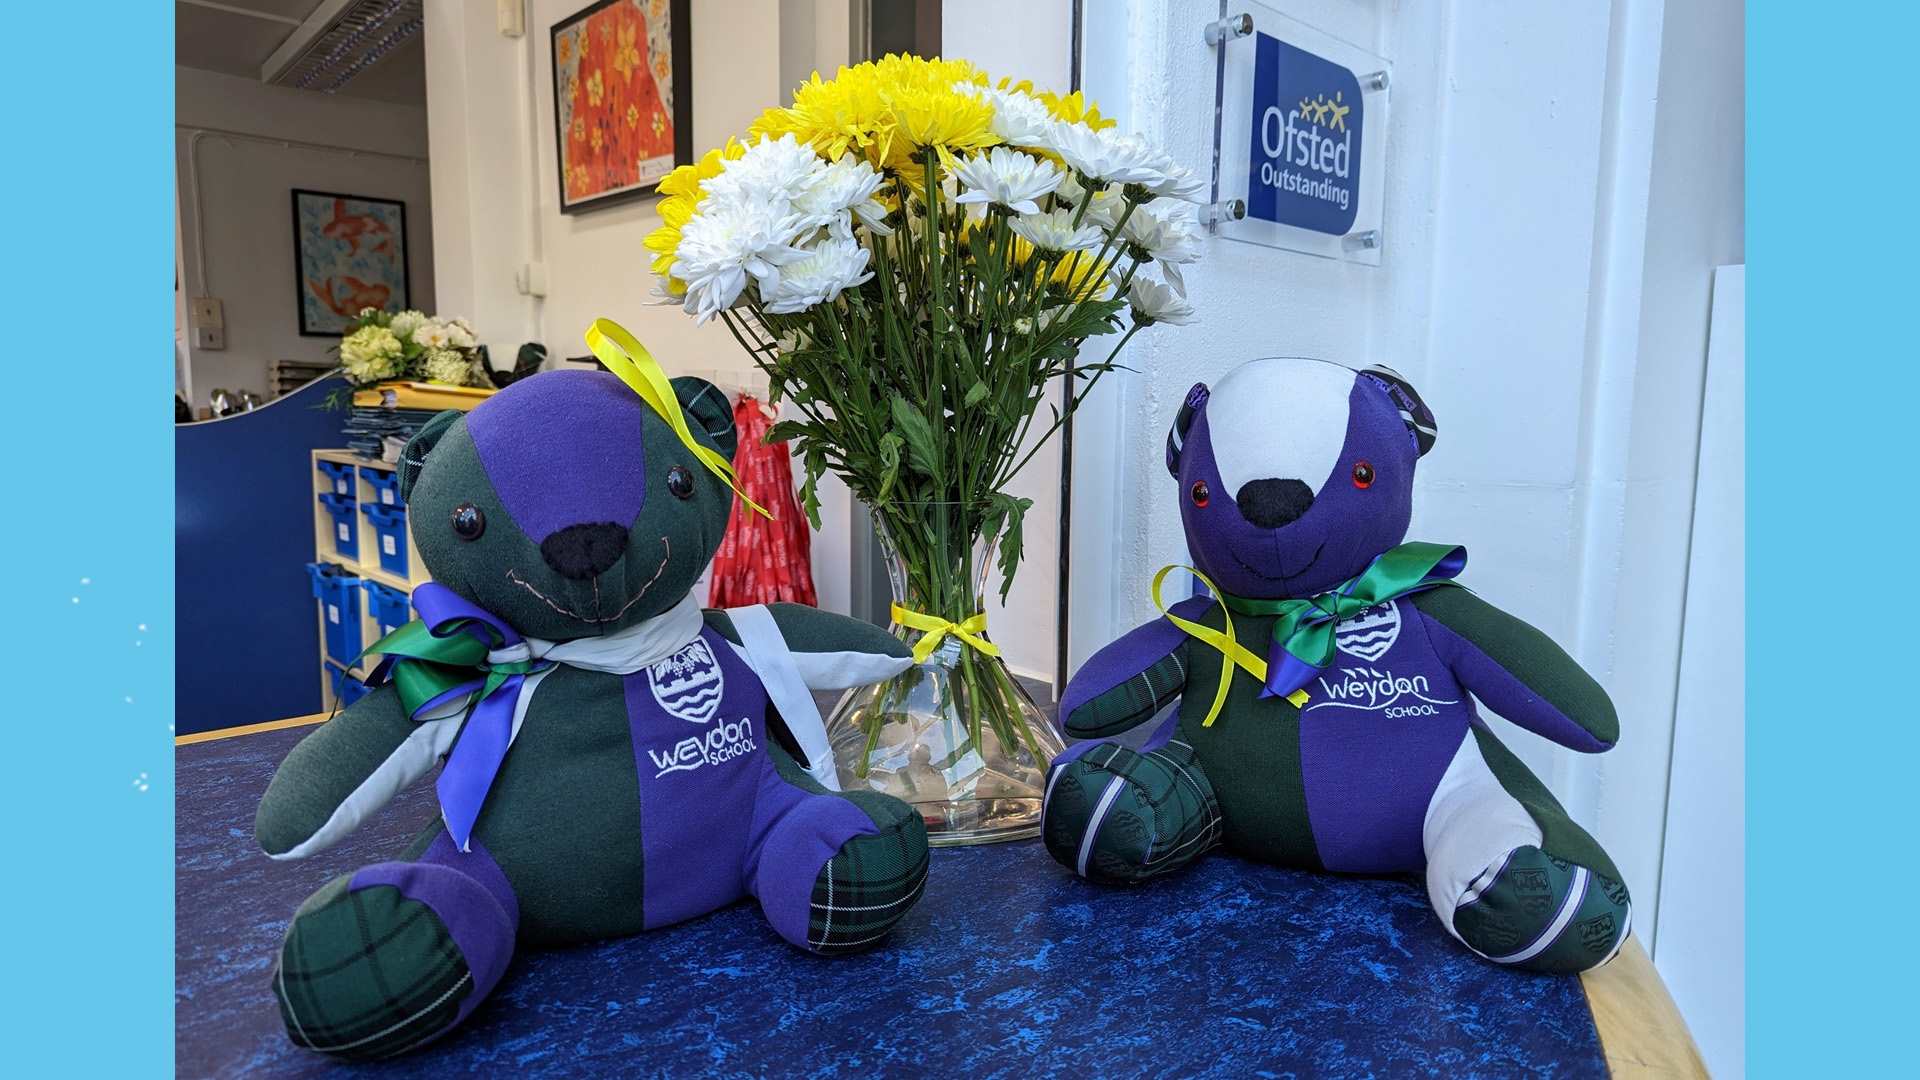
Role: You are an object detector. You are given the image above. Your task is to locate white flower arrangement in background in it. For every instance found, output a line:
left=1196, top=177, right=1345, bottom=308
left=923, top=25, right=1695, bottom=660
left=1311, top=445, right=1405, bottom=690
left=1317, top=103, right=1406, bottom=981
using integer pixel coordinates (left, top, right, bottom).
left=335, top=309, right=490, bottom=388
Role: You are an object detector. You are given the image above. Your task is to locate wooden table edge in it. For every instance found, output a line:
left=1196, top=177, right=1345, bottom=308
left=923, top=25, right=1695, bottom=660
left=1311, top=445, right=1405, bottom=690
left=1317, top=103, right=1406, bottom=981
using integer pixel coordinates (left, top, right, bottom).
left=1582, top=937, right=1709, bottom=1078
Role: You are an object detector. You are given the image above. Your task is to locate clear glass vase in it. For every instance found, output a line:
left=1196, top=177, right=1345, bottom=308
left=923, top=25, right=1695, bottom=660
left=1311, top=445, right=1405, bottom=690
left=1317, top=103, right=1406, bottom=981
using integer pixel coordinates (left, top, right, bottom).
left=823, top=505, right=1065, bottom=845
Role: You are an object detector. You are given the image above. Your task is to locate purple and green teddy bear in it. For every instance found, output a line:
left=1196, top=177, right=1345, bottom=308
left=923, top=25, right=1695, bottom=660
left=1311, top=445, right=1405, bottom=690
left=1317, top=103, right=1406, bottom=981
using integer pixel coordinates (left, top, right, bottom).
left=1041, top=357, right=1632, bottom=974
left=255, top=367, right=931, bottom=1060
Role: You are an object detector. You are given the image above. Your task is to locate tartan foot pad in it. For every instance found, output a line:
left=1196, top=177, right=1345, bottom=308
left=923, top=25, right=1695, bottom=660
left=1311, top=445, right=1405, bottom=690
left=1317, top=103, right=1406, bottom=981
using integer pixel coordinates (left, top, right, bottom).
left=1042, top=740, right=1223, bottom=885
left=806, top=812, right=931, bottom=955
left=1452, top=846, right=1631, bottom=974
left=272, top=869, right=511, bottom=1061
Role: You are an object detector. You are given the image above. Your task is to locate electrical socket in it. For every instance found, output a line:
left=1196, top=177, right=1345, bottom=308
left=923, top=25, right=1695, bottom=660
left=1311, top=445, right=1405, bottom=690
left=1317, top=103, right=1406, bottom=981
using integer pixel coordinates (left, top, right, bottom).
left=194, top=325, right=226, bottom=350
left=190, top=296, right=224, bottom=328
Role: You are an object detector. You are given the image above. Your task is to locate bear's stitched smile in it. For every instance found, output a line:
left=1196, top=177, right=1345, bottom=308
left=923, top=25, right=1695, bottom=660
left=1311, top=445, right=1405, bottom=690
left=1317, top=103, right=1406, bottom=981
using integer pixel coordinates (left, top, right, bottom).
left=504, top=537, right=673, bottom=624
left=1229, top=539, right=1325, bottom=587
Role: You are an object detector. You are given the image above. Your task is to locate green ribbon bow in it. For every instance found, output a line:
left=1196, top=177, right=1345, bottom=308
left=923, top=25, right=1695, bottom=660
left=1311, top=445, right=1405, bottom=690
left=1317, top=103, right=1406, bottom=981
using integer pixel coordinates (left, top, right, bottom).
left=1218, top=541, right=1468, bottom=700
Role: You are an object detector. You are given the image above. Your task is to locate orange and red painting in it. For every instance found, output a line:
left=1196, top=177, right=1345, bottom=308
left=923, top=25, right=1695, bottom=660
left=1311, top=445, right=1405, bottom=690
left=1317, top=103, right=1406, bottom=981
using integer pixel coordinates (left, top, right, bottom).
left=552, top=0, right=689, bottom=213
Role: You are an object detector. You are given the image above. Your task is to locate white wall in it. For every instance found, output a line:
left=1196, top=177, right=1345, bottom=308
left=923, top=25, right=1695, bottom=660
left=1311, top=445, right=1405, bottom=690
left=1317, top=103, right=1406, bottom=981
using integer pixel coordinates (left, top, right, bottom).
left=1072, top=0, right=1743, bottom=986
left=175, top=66, right=436, bottom=410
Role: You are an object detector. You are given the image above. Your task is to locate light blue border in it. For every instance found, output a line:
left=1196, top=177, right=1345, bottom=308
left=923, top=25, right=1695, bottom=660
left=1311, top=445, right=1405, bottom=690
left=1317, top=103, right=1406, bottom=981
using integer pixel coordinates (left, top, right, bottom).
left=0, top=4, right=175, bottom=1072
left=1748, top=5, right=1913, bottom=1074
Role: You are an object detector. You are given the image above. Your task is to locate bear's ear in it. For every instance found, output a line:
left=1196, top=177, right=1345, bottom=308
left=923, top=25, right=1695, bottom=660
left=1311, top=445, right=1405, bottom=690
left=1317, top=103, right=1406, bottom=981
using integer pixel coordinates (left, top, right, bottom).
left=1165, top=381, right=1210, bottom=477
left=673, top=376, right=737, bottom=461
left=1361, top=365, right=1437, bottom=457
left=398, top=409, right=463, bottom=503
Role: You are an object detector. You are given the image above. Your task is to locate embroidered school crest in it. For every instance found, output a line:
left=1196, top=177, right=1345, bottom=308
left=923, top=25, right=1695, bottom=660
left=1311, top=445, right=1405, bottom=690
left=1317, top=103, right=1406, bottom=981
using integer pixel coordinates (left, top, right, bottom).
left=1335, top=602, right=1400, bottom=661
left=647, top=638, right=726, bottom=724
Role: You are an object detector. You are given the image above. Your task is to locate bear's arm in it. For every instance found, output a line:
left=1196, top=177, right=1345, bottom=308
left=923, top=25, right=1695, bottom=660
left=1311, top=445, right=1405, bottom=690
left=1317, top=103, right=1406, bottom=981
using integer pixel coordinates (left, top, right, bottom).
left=255, top=684, right=460, bottom=859
left=704, top=603, right=913, bottom=689
left=1410, top=588, right=1618, bottom=752
left=1056, top=598, right=1206, bottom=739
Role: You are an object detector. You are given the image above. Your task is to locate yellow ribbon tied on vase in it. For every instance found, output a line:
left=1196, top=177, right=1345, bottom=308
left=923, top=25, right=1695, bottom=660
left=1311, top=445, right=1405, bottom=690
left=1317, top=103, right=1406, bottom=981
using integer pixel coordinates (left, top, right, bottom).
left=1150, top=564, right=1310, bottom=727
left=892, top=604, right=1001, bottom=665
left=583, top=318, right=773, bottom=520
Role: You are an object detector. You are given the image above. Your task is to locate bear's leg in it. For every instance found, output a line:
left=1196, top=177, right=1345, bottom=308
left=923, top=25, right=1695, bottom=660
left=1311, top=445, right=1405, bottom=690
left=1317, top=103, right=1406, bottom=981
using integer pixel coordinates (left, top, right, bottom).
left=1041, top=717, right=1224, bottom=884
left=271, top=827, right=519, bottom=1060
left=748, top=745, right=930, bottom=955
left=1423, top=725, right=1631, bottom=974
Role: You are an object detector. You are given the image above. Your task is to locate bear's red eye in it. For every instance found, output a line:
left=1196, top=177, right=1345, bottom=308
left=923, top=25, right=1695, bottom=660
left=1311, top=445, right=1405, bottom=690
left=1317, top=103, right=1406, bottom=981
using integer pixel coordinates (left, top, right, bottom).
left=1190, top=480, right=1210, bottom=507
left=1352, top=462, right=1375, bottom=489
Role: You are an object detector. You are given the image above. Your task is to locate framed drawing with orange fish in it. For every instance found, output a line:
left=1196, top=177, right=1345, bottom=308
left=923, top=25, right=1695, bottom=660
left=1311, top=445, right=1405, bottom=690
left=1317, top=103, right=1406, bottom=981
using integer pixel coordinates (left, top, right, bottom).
left=551, top=0, right=692, bottom=213
left=291, top=189, right=410, bottom=336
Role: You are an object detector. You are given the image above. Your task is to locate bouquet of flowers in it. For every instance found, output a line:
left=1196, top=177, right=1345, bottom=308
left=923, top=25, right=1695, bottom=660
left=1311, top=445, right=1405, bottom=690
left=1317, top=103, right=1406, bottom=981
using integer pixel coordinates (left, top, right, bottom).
left=641, top=54, right=1203, bottom=828
left=335, top=308, right=492, bottom=390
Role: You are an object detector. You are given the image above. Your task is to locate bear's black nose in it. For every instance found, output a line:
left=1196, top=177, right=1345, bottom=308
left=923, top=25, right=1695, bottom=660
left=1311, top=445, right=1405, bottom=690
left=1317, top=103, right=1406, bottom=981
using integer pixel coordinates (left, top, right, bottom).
left=540, top=523, right=629, bottom=580
left=1236, top=478, right=1315, bottom=529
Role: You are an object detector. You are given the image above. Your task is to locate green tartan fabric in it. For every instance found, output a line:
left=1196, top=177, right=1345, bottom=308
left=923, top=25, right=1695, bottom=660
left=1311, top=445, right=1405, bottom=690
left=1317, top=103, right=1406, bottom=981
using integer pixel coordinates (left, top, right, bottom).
left=1042, top=740, right=1223, bottom=884
left=1453, top=846, right=1630, bottom=974
left=271, top=877, right=472, bottom=1062
left=1063, top=647, right=1190, bottom=739
left=805, top=794, right=930, bottom=954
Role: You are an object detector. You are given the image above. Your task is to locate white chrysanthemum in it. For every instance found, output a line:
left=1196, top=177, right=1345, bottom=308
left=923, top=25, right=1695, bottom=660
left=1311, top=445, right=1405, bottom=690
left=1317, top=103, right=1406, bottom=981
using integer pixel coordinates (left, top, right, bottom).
left=701, top=133, right=824, bottom=209
left=1051, top=123, right=1168, bottom=186
left=339, top=325, right=403, bottom=382
left=952, top=147, right=1063, bottom=215
left=760, top=234, right=873, bottom=314
left=1009, top=207, right=1104, bottom=252
left=1122, top=204, right=1204, bottom=292
left=672, top=199, right=811, bottom=322
left=412, top=321, right=452, bottom=350
left=387, top=309, right=427, bottom=342
left=793, top=156, right=892, bottom=235
left=1053, top=171, right=1125, bottom=229
left=1128, top=275, right=1195, bottom=326
left=424, top=347, right=472, bottom=385
left=1143, top=162, right=1207, bottom=202
left=957, top=82, right=1059, bottom=149
left=441, top=318, right=477, bottom=349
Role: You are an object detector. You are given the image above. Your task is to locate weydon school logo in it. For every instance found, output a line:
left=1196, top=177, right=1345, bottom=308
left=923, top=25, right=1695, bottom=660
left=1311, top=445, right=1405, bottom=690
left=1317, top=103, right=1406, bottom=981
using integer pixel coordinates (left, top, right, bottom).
left=1247, top=33, right=1364, bottom=235
left=647, top=639, right=725, bottom=724
left=1335, top=602, right=1400, bottom=661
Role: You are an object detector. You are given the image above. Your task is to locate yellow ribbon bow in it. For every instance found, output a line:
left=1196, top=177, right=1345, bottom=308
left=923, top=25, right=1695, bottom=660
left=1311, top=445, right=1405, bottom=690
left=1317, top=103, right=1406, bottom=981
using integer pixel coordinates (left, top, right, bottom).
left=1150, top=564, right=1309, bottom=727
left=584, top=318, right=772, bottom=520
left=891, top=604, right=1002, bottom=664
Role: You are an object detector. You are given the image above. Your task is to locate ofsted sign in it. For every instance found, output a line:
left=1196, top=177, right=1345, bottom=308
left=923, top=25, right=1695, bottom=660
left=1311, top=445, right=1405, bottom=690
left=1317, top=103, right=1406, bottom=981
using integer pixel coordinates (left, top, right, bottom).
left=1246, top=32, right=1363, bottom=236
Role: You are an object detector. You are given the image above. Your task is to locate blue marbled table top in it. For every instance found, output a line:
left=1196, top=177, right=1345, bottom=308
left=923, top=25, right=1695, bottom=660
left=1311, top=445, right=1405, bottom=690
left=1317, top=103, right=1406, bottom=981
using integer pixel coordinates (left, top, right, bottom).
left=177, top=725, right=1605, bottom=1079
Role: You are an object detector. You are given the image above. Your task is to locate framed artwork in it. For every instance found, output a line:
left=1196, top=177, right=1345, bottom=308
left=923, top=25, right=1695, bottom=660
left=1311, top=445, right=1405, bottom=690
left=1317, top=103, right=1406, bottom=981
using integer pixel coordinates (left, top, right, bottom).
left=551, top=0, right=693, bottom=214
left=290, top=189, right=410, bottom=336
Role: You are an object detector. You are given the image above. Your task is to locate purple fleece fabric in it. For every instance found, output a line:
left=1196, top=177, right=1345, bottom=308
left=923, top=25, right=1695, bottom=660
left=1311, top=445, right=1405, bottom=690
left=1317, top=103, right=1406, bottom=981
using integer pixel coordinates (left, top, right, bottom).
left=621, top=627, right=875, bottom=945
left=1294, top=598, right=1472, bottom=873
left=1417, top=610, right=1613, bottom=752
left=349, top=833, right=520, bottom=1023
left=466, top=370, right=652, bottom=542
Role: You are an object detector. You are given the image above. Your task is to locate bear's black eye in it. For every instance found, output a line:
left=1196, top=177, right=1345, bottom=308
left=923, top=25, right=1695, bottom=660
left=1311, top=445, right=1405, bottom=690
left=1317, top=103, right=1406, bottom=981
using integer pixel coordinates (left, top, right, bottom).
left=1190, top=480, right=1210, bottom=507
left=666, top=465, right=695, bottom=500
left=1352, top=462, right=1375, bottom=489
left=450, top=502, right=486, bottom=541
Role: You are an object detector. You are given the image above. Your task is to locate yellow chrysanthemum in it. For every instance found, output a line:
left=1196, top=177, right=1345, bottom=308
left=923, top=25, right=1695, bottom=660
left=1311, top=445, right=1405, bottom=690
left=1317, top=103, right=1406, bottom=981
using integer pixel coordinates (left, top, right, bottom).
left=1036, top=88, right=1115, bottom=131
left=643, top=139, right=746, bottom=281
left=751, top=54, right=999, bottom=172
left=1050, top=247, right=1114, bottom=301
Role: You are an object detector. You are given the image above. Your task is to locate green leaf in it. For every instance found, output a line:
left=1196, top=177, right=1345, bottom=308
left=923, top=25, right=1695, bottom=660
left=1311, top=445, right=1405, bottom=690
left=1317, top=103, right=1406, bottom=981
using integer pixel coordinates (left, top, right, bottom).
left=876, top=432, right=904, bottom=503
left=984, top=492, right=1034, bottom=602
left=889, top=395, right=941, bottom=478
left=963, top=381, right=988, bottom=408
left=798, top=441, right=825, bottom=530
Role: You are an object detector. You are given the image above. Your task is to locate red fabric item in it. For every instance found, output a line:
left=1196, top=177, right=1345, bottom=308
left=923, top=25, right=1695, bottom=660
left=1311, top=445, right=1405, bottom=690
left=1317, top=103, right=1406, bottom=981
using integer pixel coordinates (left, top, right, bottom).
left=708, top=394, right=818, bottom=607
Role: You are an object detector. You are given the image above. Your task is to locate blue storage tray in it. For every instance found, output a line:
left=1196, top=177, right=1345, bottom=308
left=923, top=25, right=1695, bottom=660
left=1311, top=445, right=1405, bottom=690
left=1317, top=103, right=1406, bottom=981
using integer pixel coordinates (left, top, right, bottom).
left=304, top=562, right=363, bottom=666
left=361, top=579, right=411, bottom=640
left=359, top=503, right=410, bottom=577
left=360, top=466, right=404, bottom=508
left=318, top=493, right=359, bottom=560
left=329, top=663, right=371, bottom=709
left=317, top=460, right=357, bottom=497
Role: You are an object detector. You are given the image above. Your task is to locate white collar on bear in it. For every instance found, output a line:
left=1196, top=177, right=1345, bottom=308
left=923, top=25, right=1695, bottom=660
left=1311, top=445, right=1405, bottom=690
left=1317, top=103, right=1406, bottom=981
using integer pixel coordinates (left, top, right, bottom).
left=490, top=590, right=706, bottom=674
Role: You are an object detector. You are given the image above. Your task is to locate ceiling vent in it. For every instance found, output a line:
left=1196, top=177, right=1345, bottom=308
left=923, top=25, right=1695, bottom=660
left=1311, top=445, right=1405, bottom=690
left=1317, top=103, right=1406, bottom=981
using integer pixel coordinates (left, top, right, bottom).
left=260, top=0, right=424, bottom=95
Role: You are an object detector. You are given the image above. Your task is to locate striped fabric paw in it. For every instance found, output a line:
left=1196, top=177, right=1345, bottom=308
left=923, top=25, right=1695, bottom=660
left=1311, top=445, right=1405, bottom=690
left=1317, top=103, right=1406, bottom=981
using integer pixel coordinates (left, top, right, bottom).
left=1451, top=845, right=1631, bottom=974
left=1041, top=740, right=1223, bottom=885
